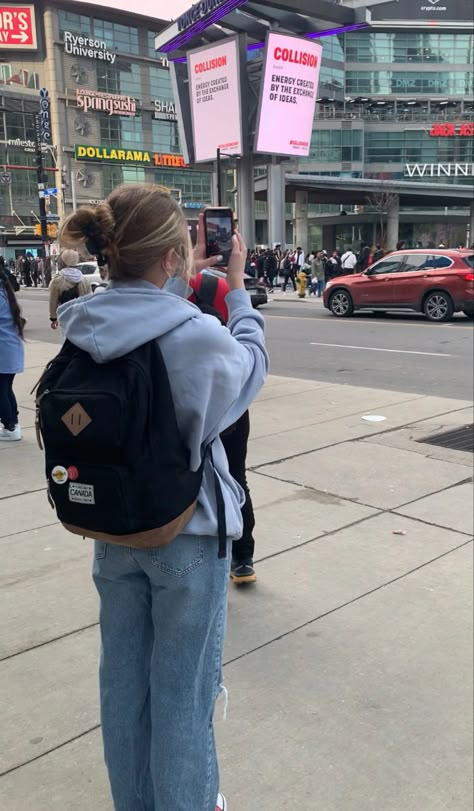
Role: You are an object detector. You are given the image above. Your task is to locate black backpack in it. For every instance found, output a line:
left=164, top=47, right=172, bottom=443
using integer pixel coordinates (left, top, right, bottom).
left=35, top=339, right=212, bottom=550
left=58, top=284, right=80, bottom=306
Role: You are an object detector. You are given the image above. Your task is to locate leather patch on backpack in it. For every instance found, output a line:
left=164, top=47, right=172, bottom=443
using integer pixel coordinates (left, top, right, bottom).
left=61, top=402, right=92, bottom=436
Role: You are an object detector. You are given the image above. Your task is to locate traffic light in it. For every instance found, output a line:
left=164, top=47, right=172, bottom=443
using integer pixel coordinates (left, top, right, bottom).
left=47, top=224, right=58, bottom=238
left=34, top=224, right=42, bottom=236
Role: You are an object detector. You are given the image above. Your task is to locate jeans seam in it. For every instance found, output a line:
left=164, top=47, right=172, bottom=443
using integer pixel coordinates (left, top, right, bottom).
left=204, top=569, right=228, bottom=810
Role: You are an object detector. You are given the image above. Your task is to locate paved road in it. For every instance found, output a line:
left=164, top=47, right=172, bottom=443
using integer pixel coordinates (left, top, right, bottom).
left=19, top=289, right=474, bottom=400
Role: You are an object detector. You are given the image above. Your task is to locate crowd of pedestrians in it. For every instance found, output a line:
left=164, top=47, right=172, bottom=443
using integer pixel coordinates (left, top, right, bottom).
left=6, top=252, right=55, bottom=289
left=249, top=242, right=388, bottom=298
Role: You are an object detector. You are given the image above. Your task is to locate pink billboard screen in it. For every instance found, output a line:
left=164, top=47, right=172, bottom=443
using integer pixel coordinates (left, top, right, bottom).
left=188, top=37, right=243, bottom=163
left=255, top=32, right=322, bottom=158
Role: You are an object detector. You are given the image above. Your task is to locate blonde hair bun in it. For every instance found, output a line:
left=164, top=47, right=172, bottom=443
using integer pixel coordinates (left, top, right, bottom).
left=60, top=184, right=190, bottom=281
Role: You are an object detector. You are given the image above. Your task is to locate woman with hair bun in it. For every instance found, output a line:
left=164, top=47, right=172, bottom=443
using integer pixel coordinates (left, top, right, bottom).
left=57, top=184, right=268, bottom=811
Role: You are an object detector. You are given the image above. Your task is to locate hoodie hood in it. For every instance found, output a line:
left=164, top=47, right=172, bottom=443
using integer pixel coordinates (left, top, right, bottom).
left=58, top=279, right=201, bottom=363
left=61, top=267, right=83, bottom=284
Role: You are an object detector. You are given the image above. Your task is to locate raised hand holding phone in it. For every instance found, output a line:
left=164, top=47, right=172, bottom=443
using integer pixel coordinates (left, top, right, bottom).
left=226, top=231, right=247, bottom=291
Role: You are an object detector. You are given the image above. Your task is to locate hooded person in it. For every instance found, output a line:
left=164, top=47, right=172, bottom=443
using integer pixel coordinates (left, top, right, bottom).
left=55, top=185, right=268, bottom=811
left=48, top=249, right=91, bottom=328
left=188, top=270, right=258, bottom=584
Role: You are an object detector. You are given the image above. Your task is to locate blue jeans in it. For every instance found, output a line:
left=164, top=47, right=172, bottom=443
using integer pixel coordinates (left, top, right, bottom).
left=93, top=535, right=231, bottom=811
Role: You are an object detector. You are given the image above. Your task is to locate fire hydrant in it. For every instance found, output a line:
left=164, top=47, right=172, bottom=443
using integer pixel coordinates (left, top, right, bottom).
left=297, top=268, right=307, bottom=298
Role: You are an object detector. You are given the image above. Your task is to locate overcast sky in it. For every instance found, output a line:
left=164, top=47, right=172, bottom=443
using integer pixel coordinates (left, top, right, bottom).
left=72, top=0, right=191, bottom=22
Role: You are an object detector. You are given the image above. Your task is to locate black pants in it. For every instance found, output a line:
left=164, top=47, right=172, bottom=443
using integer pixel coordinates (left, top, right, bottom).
left=0, top=374, right=18, bottom=431
left=221, top=410, right=255, bottom=562
left=281, top=270, right=296, bottom=291
left=266, top=270, right=276, bottom=290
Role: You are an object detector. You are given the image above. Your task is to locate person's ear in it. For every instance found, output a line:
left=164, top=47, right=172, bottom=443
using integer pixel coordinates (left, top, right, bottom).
left=162, top=247, right=178, bottom=276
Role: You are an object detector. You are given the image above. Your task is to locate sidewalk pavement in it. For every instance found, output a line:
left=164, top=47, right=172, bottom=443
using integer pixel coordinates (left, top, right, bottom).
left=1, top=340, right=473, bottom=811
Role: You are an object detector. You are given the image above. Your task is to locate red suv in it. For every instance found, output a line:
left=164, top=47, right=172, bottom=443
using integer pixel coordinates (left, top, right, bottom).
left=323, top=249, right=474, bottom=322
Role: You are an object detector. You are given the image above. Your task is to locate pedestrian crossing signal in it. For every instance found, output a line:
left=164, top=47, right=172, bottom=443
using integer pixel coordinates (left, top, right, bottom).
left=34, top=224, right=42, bottom=236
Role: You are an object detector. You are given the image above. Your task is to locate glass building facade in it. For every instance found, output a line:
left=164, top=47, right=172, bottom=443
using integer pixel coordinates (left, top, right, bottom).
left=0, top=5, right=472, bottom=254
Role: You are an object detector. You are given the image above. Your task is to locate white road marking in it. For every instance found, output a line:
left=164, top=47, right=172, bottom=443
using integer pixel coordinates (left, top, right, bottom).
left=310, top=342, right=453, bottom=357
left=265, top=313, right=471, bottom=329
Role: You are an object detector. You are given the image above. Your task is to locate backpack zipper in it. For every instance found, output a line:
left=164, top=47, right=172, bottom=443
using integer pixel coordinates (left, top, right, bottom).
left=35, top=389, right=49, bottom=450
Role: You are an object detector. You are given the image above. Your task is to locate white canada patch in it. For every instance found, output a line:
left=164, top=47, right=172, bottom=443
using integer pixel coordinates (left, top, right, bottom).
left=68, top=482, right=95, bottom=505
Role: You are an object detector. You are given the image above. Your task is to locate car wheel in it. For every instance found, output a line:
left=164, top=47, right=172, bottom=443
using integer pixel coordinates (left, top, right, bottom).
left=329, top=289, right=354, bottom=317
left=463, top=310, right=474, bottom=319
left=423, top=291, right=453, bottom=322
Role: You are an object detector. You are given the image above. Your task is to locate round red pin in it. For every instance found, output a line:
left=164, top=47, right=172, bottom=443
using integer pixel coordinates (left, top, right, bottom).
left=67, top=465, right=79, bottom=481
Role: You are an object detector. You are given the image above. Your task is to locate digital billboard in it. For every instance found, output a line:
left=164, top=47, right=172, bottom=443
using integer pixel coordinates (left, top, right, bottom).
left=188, top=36, right=242, bottom=163
left=371, top=0, right=473, bottom=21
left=254, top=32, right=322, bottom=158
left=67, top=0, right=183, bottom=20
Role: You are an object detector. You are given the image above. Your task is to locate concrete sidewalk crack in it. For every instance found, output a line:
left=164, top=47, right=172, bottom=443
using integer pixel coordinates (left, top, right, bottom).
left=249, top=470, right=472, bottom=517
left=250, top=404, right=473, bottom=469
left=249, top=393, right=424, bottom=442
left=0, top=725, right=101, bottom=778
left=224, top=538, right=473, bottom=669
left=0, top=623, right=99, bottom=663
left=3, top=538, right=471, bottom=779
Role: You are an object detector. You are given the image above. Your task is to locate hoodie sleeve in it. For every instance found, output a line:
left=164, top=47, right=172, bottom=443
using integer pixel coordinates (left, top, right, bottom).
left=164, top=289, right=268, bottom=467
left=48, top=276, right=60, bottom=320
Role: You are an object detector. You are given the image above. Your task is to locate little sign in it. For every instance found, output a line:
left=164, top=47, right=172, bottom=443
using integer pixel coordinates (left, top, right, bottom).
left=0, top=4, right=37, bottom=50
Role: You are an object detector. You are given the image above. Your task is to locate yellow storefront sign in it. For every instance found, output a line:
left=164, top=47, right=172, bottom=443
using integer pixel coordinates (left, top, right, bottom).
left=74, top=145, right=187, bottom=167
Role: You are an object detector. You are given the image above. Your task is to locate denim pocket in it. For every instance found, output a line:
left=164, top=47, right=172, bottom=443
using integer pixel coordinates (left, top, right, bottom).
left=94, top=541, right=107, bottom=560
left=150, top=536, right=204, bottom=577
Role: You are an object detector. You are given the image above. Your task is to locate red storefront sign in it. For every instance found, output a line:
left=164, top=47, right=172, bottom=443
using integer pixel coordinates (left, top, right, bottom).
left=0, top=4, right=36, bottom=49
left=429, top=123, right=474, bottom=137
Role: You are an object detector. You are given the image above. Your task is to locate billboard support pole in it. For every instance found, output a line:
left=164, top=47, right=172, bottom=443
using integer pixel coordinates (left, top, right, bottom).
left=268, top=159, right=286, bottom=247
left=216, top=148, right=223, bottom=206
left=236, top=154, right=255, bottom=249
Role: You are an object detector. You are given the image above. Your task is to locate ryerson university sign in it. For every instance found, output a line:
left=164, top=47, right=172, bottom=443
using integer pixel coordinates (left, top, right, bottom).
left=64, top=31, right=116, bottom=64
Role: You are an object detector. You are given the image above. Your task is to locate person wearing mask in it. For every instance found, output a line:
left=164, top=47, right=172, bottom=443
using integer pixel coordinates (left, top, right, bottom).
left=281, top=249, right=296, bottom=292
left=340, top=247, right=357, bottom=274
left=325, top=250, right=341, bottom=281
left=48, top=249, right=91, bottom=329
left=57, top=186, right=268, bottom=811
left=0, top=263, right=24, bottom=441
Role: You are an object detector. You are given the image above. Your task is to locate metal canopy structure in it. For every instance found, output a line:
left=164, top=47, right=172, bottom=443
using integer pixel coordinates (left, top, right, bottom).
left=255, top=174, right=474, bottom=207
left=155, top=0, right=366, bottom=55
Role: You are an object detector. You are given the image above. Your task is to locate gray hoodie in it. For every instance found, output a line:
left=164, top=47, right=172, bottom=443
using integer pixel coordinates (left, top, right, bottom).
left=58, top=280, right=269, bottom=541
